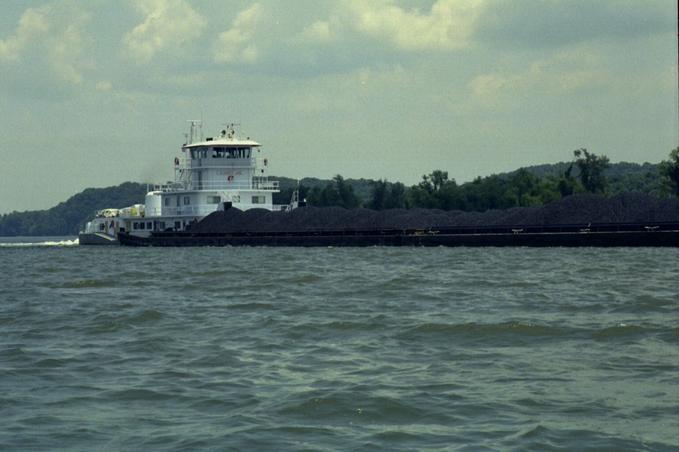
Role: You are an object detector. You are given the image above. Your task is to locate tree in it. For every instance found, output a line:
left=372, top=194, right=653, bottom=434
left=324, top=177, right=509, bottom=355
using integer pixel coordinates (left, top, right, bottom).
left=334, top=175, right=361, bottom=208
left=368, top=180, right=407, bottom=210
left=385, top=182, right=406, bottom=209
left=660, top=148, right=679, bottom=196
left=573, top=148, right=609, bottom=194
left=407, top=170, right=459, bottom=209
left=557, top=163, right=577, bottom=197
left=509, top=169, right=540, bottom=206
left=368, top=179, right=388, bottom=210
left=306, top=175, right=360, bottom=208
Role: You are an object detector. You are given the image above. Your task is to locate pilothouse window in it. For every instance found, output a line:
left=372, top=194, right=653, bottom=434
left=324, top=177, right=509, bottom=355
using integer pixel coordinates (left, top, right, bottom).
left=191, top=148, right=208, bottom=159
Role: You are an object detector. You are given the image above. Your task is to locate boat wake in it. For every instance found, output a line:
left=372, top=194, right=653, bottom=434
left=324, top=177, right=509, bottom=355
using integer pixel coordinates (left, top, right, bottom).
left=0, top=239, right=79, bottom=248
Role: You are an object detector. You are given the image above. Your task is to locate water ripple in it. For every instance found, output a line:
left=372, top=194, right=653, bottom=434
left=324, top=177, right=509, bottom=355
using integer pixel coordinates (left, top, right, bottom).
left=0, top=246, right=678, bottom=449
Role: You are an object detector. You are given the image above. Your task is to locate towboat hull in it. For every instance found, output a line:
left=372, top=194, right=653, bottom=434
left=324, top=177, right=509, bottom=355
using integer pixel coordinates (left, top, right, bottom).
left=78, top=232, right=119, bottom=245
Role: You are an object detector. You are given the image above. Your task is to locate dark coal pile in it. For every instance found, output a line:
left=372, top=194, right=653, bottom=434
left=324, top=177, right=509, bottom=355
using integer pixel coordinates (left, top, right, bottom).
left=190, top=193, right=679, bottom=234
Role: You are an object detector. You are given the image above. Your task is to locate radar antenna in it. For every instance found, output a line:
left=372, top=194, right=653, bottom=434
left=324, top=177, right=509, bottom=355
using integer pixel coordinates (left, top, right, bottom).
left=222, top=122, right=242, bottom=139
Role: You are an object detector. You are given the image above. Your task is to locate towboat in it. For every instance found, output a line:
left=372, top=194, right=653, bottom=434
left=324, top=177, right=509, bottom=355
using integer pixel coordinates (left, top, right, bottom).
left=79, top=121, right=297, bottom=245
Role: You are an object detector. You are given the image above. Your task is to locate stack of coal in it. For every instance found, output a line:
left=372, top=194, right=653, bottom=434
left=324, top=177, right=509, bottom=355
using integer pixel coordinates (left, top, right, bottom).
left=189, top=193, right=679, bottom=234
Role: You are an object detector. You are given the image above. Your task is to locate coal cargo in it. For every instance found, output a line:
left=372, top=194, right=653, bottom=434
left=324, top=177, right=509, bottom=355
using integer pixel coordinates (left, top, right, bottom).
left=190, top=193, right=679, bottom=234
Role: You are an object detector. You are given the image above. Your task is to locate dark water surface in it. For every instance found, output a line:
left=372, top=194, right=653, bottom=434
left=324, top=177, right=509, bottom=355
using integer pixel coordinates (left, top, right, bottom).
left=1, top=239, right=678, bottom=450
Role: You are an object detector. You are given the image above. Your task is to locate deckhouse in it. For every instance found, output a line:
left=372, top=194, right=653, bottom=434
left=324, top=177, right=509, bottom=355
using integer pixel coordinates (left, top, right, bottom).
left=142, top=121, right=280, bottom=232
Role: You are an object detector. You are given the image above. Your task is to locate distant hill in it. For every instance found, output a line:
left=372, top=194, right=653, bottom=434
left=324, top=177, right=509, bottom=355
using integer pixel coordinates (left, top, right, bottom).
left=0, top=182, right=148, bottom=236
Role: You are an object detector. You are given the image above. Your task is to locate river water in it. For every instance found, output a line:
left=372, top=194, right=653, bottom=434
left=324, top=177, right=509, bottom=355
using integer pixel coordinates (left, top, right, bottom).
left=1, top=238, right=678, bottom=450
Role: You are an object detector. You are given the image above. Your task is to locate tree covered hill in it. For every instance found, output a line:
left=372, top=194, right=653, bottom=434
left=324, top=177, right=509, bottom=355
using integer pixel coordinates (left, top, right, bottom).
left=275, top=161, right=665, bottom=210
left=0, top=182, right=148, bottom=236
left=0, top=160, right=670, bottom=236
left=513, top=161, right=662, bottom=196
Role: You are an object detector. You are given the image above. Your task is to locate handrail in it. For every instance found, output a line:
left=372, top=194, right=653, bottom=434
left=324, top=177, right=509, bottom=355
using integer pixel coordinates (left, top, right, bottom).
left=174, top=158, right=257, bottom=170
left=151, top=181, right=279, bottom=192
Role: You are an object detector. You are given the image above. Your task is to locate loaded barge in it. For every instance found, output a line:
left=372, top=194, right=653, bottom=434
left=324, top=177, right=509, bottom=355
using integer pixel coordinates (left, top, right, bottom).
left=118, top=220, right=679, bottom=247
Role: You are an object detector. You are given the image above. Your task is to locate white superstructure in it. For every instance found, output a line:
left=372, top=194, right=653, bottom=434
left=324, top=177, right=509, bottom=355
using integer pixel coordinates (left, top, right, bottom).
left=80, top=121, right=292, bottom=244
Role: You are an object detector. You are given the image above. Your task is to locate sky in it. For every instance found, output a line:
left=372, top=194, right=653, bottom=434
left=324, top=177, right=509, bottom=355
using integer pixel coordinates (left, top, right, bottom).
left=0, top=0, right=677, bottom=213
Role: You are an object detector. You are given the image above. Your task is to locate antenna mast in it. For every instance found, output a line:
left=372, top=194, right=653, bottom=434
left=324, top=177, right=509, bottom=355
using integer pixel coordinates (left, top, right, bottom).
left=186, top=120, right=203, bottom=144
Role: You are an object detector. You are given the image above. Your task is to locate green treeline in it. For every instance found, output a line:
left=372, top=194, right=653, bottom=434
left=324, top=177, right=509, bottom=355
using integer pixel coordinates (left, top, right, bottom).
left=2, top=149, right=678, bottom=236
left=281, top=148, right=679, bottom=211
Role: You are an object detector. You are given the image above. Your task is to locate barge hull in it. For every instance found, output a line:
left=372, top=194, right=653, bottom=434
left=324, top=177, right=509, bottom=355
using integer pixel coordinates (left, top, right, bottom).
left=118, top=227, right=679, bottom=247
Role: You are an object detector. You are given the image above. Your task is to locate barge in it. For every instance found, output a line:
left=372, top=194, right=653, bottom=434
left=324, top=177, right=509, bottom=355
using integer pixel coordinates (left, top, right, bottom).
left=118, top=220, right=679, bottom=247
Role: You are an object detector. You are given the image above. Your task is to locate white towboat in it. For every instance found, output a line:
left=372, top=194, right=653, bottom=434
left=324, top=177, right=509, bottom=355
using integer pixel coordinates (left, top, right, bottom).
left=79, top=121, right=297, bottom=245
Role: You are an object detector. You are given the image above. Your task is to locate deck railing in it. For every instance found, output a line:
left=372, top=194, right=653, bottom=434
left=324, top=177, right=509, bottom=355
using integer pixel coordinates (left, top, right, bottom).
left=151, top=180, right=279, bottom=192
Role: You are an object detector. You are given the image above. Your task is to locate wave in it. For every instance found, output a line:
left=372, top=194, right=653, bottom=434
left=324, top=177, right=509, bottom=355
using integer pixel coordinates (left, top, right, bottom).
left=591, top=323, right=649, bottom=340
left=49, top=278, right=116, bottom=289
left=513, top=424, right=673, bottom=450
left=398, top=321, right=566, bottom=341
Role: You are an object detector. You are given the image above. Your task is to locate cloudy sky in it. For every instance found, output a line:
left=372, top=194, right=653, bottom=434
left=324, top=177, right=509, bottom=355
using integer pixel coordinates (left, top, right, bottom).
left=1, top=0, right=677, bottom=213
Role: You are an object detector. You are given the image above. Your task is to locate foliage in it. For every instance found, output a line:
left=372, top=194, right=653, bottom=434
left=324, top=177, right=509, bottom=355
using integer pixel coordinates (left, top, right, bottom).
left=274, top=176, right=373, bottom=206
left=368, top=180, right=407, bottom=210
left=306, top=175, right=361, bottom=208
left=406, top=170, right=459, bottom=209
left=659, top=148, right=679, bottom=196
left=279, top=160, right=666, bottom=211
left=405, top=169, right=565, bottom=211
left=573, top=148, right=610, bottom=194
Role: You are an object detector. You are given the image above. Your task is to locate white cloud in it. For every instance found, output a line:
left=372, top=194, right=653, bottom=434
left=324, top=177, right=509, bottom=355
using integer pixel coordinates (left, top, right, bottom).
left=214, top=3, right=264, bottom=65
left=124, top=0, right=206, bottom=63
left=344, top=0, right=487, bottom=51
left=0, top=7, right=50, bottom=62
left=96, top=80, right=113, bottom=92
left=469, top=49, right=607, bottom=101
left=48, top=12, right=91, bottom=85
left=300, top=20, right=337, bottom=44
left=0, top=4, right=91, bottom=87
